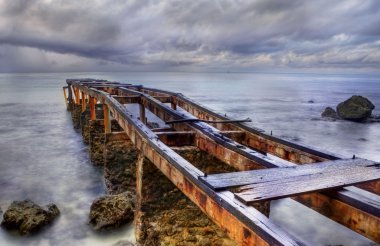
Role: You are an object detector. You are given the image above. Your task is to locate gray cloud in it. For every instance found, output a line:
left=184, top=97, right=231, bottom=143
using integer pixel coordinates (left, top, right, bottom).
left=0, top=0, right=379, bottom=72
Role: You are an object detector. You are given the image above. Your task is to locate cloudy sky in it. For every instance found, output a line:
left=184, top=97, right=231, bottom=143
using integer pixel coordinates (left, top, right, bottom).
left=0, top=0, right=379, bottom=73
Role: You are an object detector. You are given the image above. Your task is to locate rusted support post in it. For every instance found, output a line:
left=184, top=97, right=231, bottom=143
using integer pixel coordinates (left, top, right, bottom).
left=171, top=102, right=177, bottom=110
left=75, top=87, right=80, bottom=105
left=139, top=104, right=146, bottom=124
left=103, top=104, right=111, bottom=133
left=89, top=97, right=96, bottom=120
left=62, top=86, right=68, bottom=109
left=81, top=91, right=86, bottom=112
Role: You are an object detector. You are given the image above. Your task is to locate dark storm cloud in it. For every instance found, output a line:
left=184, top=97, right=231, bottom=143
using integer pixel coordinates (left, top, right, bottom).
left=0, top=0, right=379, bottom=72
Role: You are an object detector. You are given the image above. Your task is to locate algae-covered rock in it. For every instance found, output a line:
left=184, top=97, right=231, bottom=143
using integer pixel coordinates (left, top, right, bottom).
left=321, top=107, right=338, bottom=119
left=89, top=192, right=135, bottom=231
left=336, top=95, right=375, bottom=121
left=1, top=200, right=60, bottom=235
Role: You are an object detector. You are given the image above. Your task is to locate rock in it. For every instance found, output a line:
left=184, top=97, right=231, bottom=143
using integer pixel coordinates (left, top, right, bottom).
left=1, top=200, right=60, bottom=235
left=321, top=107, right=338, bottom=119
left=336, top=95, right=375, bottom=121
left=308, top=100, right=314, bottom=103
left=112, top=240, right=134, bottom=246
left=89, top=192, right=134, bottom=231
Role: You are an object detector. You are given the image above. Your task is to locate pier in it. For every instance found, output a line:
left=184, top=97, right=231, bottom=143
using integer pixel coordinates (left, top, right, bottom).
left=63, top=78, right=380, bottom=245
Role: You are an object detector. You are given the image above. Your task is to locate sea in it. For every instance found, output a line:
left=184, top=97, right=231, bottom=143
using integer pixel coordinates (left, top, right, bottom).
left=0, top=71, right=379, bottom=246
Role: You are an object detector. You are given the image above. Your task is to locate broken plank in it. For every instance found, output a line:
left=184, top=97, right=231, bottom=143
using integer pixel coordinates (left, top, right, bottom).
left=200, top=158, right=377, bottom=190
left=234, top=161, right=380, bottom=204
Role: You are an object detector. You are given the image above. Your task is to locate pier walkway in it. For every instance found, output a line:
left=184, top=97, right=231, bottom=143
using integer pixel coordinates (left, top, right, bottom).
left=63, top=79, right=380, bottom=245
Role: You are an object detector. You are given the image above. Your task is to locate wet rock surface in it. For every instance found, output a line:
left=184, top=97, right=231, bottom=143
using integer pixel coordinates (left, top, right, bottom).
left=104, top=133, right=137, bottom=195
left=139, top=193, right=237, bottom=246
left=321, top=107, right=338, bottom=119
left=336, top=95, right=375, bottom=121
left=1, top=200, right=60, bottom=235
left=112, top=240, right=135, bottom=246
left=71, top=105, right=82, bottom=129
left=80, top=110, right=91, bottom=144
left=89, top=192, right=135, bottom=231
left=89, top=120, right=105, bottom=166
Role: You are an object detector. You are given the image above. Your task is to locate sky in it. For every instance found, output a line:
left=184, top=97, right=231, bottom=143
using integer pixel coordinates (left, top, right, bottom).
left=0, top=0, right=379, bottom=73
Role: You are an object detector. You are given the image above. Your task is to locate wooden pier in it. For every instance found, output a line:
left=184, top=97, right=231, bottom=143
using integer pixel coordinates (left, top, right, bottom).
left=63, top=79, right=380, bottom=245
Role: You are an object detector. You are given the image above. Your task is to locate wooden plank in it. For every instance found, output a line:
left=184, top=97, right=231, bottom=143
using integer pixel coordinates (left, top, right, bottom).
left=200, top=158, right=377, bottom=190
left=155, top=131, right=195, bottom=146
left=234, top=161, right=380, bottom=204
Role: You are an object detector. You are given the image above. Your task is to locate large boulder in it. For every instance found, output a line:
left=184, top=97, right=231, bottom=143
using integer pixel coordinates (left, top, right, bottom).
left=336, top=95, right=375, bottom=121
left=321, top=107, right=338, bottom=119
left=89, top=192, right=134, bottom=231
left=1, top=200, right=60, bottom=235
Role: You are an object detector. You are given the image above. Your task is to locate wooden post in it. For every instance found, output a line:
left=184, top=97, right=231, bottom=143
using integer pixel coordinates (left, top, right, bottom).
left=171, top=102, right=177, bottom=110
left=81, top=92, right=86, bottom=112
left=139, top=104, right=146, bottom=124
left=62, top=87, right=68, bottom=108
left=103, top=104, right=111, bottom=133
left=90, top=97, right=96, bottom=120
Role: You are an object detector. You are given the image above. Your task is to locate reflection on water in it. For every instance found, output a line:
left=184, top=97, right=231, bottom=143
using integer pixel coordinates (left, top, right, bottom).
left=0, top=72, right=379, bottom=245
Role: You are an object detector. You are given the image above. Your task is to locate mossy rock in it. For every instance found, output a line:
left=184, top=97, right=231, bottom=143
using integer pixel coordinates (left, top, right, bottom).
left=1, top=200, right=59, bottom=235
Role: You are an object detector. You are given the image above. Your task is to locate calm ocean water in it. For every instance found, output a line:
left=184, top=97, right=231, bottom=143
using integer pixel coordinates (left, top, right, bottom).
left=0, top=72, right=379, bottom=246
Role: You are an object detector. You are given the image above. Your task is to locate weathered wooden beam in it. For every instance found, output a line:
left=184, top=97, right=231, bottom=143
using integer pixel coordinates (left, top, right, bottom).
left=151, top=127, right=175, bottom=132
left=139, top=104, right=146, bottom=124
left=234, top=159, right=380, bottom=204
left=166, top=118, right=252, bottom=124
left=155, top=131, right=195, bottom=146
left=200, top=158, right=378, bottom=191
left=114, top=95, right=140, bottom=104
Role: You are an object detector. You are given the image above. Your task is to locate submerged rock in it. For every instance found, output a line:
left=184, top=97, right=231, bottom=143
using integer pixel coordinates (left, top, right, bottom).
left=1, top=200, right=60, bottom=235
left=89, top=192, right=135, bottom=231
left=112, top=240, right=135, bottom=246
left=321, top=107, right=338, bottom=119
left=336, top=95, right=375, bottom=121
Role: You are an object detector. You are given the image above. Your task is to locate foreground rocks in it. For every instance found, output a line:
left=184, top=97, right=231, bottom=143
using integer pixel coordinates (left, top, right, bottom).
left=322, top=95, right=376, bottom=122
left=1, top=200, right=60, bottom=235
left=89, top=192, right=135, bottom=231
